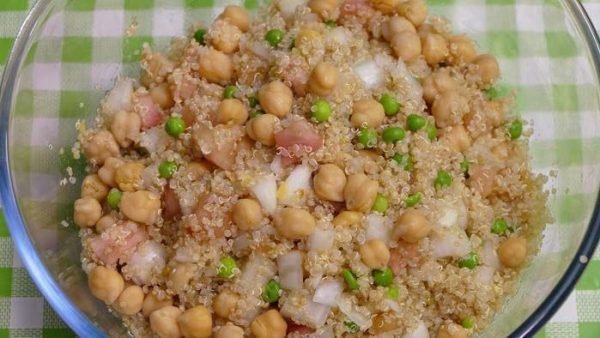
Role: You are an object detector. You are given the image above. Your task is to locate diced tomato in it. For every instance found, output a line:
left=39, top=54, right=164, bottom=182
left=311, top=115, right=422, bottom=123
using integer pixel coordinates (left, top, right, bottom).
left=88, top=221, right=147, bottom=266
left=136, top=95, right=164, bottom=129
left=286, top=320, right=314, bottom=335
left=274, top=120, right=323, bottom=166
left=162, top=185, right=182, bottom=221
left=388, top=241, right=421, bottom=275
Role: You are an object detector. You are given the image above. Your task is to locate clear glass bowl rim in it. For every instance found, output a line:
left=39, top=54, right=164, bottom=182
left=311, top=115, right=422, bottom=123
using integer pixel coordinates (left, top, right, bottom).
left=1, top=1, right=600, bottom=337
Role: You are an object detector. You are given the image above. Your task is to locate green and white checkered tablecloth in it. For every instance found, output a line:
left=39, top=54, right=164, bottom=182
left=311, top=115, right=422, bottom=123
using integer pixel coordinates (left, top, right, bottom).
left=0, top=0, right=600, bottom=337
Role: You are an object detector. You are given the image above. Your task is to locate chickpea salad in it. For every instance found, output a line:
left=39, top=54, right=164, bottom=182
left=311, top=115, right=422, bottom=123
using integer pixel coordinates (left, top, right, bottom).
left=74, top=0, right=550, bottom=337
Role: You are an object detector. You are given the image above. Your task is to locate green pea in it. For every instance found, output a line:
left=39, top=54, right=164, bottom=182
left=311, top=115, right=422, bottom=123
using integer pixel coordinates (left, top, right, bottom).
left=387, top=285, right=399, bottom=300
left=249, top=110, right=264, bottom=118
left=392, top=153, right=413, bottom=171
left=485, top=85, right=509, bottom=100
left=165, top=116, right=186, bottom=138
left=248, top=95, right=258, bottom=108
left=217, top=256, right=237, bottom=279
left=458, top=252, right=479, bottom=270
left=357, top=128, right=378, bottom=148
left=223, top=85, right=238, bottom=99
left=382, top=126, right=405, bottom=143
left=158, top=161, right=177, bottom=179
left=265, top=29, right=284, bottom=47
left=262, top=279, right=281, bottom=303
left=462, top=316, right=475, bottom=329
left=324, top=20, right=337, bottom=28
left=405, top=192, right=421, bottom=207
left=372, top=194, right=388, bottom=214
left=344, top=321, right=360, bottom=333
left=107, top=189, right=122, bottom=209
left=491, top=218, right=509, bottom=235
left=193, top=29, right=207, bottom=45
left=311, top=99, right=332, bottom=123
left=406, top=114, right=426, bottom=131
left=426, top=123, right=437, bottom=141
left=342, top=269, right=359, bottom=290
left=507, top=119, right=523, bottom=140
left=380, top=94, right=400, bottom=116
left=372, top=267, right=393, bottom=286
left=460, top=158, right=470, bottom=176
left=434, top=170, right=452, bottom=189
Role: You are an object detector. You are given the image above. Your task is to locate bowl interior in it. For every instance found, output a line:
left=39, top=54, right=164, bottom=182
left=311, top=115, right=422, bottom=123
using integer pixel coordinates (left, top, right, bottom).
left=3, top=0, right=600, bottom=336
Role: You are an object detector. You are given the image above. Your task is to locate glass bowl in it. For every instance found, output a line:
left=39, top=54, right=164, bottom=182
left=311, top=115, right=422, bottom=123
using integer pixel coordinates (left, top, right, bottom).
left=1, top=0, right=599, bottom=337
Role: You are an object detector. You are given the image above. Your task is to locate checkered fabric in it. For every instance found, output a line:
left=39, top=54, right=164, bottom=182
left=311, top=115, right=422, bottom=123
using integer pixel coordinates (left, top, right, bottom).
left=0, top=0, right=599, bottom=337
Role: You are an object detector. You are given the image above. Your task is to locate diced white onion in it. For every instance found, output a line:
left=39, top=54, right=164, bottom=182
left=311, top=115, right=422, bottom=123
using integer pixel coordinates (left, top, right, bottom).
left=403, top=320, right=429, bottom=338
left=474, top=265, right=496, bottom=284
left=239, top=254, right=277, bottom=295
left=308, top=228, right=334, bottom=252
left=353, top=59, right=384, bottom=90
left=250, top=41, right=270, bottom=58
left=365, top=214, right=391, bottom=243
left=124, top=240, right=166, bottom=284
left=430, top=228, right=471, bottom=259
left=102, top=78, right=134, bottom=120
left=281, top=296, right=330, bottom=328
left=384, top=299, right=402, bottom=314
left=279, top=164, right=313, bottom=206
left=250, top=174, right=278, bottom=214
left=313, top=280, right=344, bottom=306
left=481, top=239, right=501, bottom=270
left=139, top=127, right=171, bottom=153
left=327, top=27, right=350, bottom=45
left=276, top=0, right=307, bottom=18
left=337, top=295, right=372, bottom=330
left=277, top=251, right=304, bottom=290
left=270, top=156, right=284, bottom=178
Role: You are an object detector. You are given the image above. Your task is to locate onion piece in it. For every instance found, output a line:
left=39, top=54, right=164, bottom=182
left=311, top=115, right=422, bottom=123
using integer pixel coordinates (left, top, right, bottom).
left=430, top=228, right=471, bottom=259
left=270, top=156, right=284, bottom=178
left=337, top=295, right=372, bottom=330
left=365, top=214, right=391, bottom=243
left=276, top=0, right=307, bottom=18
left=353, top=59, right=384, bottom=90
left=281, top=295, right=330, bottom=328
left=384, top=299, right=402, bottom=314
left=239, top=254, right=277, bottom=295
left=327, top=27, right=350, bottom=45
left=435, top=199, right=468, bottom=229
left=101, top=78, right=134, bottom=121
left=277, top=250, right=304, bottom=290
left=313, top=279, right=344, bottom=306
left=250, top=174, right=278, bottom=215
left=124, top=240, right=166, bottom=285
left=474, top=265, right=496, bottom=284
left=308, top=228, right=335, bottom=252
left=139, top=126, right=172, bottom=153
left=480, top=239, right=501, bottom=270
left=278, top=164, right=313, bottom=206
left=403, top=320, right=429, bottom=338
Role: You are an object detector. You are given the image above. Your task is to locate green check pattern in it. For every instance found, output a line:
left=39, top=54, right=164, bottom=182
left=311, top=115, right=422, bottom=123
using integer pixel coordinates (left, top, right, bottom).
left=0, top=0, right=599, bottom=337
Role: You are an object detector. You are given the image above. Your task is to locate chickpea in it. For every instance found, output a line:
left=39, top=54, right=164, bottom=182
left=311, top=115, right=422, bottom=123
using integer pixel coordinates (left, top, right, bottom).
left=149, top=305, right=183, bottom=338
left=120, top=190, right=161, bottom=225
left=114, top=161, right=145, bottom=192
left=473, top=54, right=500, bottom=85
left=216, top=324, right=244, bottom=338
left=398, top=0, right=428, bottom=26
left=81, top=174, right=109, bottom=200
left=468, top=165, right=496, bottom=198
left=96, top=214, right=116, bottom=232
left=422, top=33, right=449, bottom=66
left=220, top=5, right=250, bottom=32
left=217, top=98, right=248, bottom=125
left=88, top=266, right=125, bottom=305
left=98, top=157, right=124, bottom=187
left=213, top=290, right=239, bottom=318
left=431, top=90, right=469, bottom=128
left=295, top=29, right=322, bottom=50
left=308, top=0, right=338, bottom=20
left=177, top=305, right=213, bottom=338
left=443, top=125, right=471, bottom=152
left=169, top=263, right=197, bottom=293
left=251, top=309, right=288, bottom=338
left=332, top=211, right=363, bottom=227
left=186, top=161, right=212, bottom=181
left=351, top=99, right=385, bottom=129
left=392, top=208, right=431, bottom=243
left=382, top=16, right=416, bottom=42
left=198, top=48, right=233, bottom=84
left=74, top=197, right=102, bottom=228
left=344, top=173, right=378, bottom=212
left=150, top=83, right=175, bottom=109
left=258, top=80, right=293, bottom=117
left=448, top=35, right=477, bottom=64
left=209, top=19, right=242, bottom=54
left=370, top=0, right=400, bottom=14
left=422, top=70, right=457, bottom=105
left=246, top=113, right=278, bottom=146
left=313, top=164, right=347, bottom=202
left=417, top=23, right=433, bottom=40
left=111, top=110, right=142, bottom=148
left=232, top=198, right=263, bottom=231
left=391, top=31, right=422, bottom=62
left=142, top=293, right=173, bottom=317
left=438, top=323, right=469, bottom=338
left=498, top=236, right=527, bottom=268
left=308, top=62, right=338, bottom=96
left=360, top=239, right=390, bottom=269
left=274, top=208, right=316, bottom=239
left=82, top=130, right=120, bottom=166
left=113, top=284, right=144, bottom=315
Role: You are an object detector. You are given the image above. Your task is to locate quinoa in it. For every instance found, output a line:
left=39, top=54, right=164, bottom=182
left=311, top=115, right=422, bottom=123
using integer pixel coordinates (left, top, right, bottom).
left=75, top=1, right=551, bottom=337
